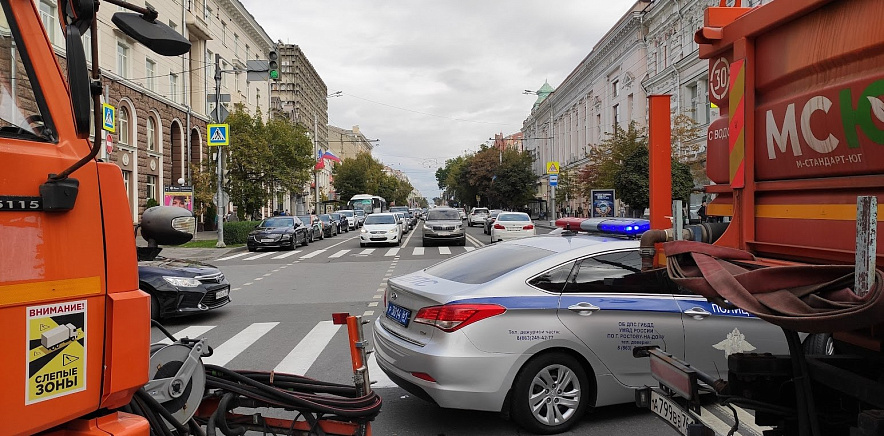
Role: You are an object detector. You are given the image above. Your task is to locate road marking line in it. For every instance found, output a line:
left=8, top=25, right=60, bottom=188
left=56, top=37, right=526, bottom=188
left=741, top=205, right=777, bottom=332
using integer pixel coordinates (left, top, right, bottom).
left=384, top=248, right=399, bottom=257
left=273, top=321, right=340, bottom=376
left=244, top=282, right=253, bottom=286
left=329, top=249, right=350, bottom=258
left=465, top=246, right=475, bottom=251
left=368, top=302, right=378, bottom=307
left=202, top=322, right=278, bottom=367
left=367, top=353, right=396, bottom=388
left=465, top=233, right=485, bottom=247
left=232, top=287, right=241, bottom=291
left=438, top=246, right=451, bottom=255
left=263, top=273, right=272, bottom=277
left=411, top=247, right=424, bottom=255
left=157, top=325, right=215, bottom=345
left=216, top=252, right=249, bottom=261
left=273, top=251, right=301, bottom=259
left=363, top=310, right=375, bottom=317
left=300, top=249, right=326, bottom=259
left=254, top=277, right=263, bottom=281
left=359, top=249, right=375, bottom=255
left=373, top=294, right=382, bottom=299
left=244, top=252, right=274, bottom=261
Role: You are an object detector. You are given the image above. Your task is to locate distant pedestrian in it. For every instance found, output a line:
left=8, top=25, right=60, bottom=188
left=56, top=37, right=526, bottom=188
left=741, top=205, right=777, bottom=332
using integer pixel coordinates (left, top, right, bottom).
left=577, top=205, right=583, bottom=217
left=698, top=202, right=708, bottom=223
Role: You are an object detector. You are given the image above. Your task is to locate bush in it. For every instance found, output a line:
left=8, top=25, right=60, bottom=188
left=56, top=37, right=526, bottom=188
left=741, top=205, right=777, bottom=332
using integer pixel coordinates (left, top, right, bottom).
left=223, top=220, right=260, bottom=245
left=146, top=198, right=159, bottom=209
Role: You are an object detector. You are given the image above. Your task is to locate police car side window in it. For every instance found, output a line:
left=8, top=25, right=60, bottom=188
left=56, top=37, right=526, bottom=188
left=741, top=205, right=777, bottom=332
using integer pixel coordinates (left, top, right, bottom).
left=527, top=261, right=576, bottom=293
left=564, top=250, right=677, bottom=294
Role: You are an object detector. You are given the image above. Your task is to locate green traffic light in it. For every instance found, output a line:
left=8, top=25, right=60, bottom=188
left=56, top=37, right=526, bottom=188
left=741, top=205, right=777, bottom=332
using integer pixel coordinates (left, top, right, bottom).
left=269, top=70, right=279, bottom=79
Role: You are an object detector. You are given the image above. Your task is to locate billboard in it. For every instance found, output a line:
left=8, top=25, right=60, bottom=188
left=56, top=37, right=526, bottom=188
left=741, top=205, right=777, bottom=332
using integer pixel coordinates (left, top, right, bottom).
left=591, top=189, right=615, bottom=218
left=163, top=186, right=194, bottom=212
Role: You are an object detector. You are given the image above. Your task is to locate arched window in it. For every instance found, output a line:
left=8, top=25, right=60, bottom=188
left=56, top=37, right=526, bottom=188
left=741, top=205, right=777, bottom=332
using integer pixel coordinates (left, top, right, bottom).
left=118, top=107, right=129, bottom=145
left=147, top=116, right=156, bottom=151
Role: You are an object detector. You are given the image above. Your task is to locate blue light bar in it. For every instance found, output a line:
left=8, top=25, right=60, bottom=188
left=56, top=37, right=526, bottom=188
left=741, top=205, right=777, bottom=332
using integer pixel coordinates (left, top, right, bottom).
left=578, top=218, right=650, bottom=236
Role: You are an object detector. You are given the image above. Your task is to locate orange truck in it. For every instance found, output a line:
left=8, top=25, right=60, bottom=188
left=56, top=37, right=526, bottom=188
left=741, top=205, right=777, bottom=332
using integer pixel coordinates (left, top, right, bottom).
left=0, top=1, right=192, bottom=434
left=636, top=0, right=884, bottom=435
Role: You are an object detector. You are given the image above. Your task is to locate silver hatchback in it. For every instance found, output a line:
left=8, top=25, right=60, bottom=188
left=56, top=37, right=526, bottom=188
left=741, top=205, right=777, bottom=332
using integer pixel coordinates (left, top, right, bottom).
left=373, top=229, right=792, bottom=434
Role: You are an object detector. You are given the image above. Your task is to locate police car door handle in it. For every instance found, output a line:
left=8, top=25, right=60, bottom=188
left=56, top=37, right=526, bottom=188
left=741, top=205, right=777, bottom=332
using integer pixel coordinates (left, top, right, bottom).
left=684, top=307, right=711, bottom=319
left=568, top=302, right=600, bottom=316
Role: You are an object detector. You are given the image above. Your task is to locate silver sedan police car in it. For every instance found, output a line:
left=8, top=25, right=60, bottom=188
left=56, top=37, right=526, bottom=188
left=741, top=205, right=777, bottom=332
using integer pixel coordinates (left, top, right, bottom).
left=372, top=219, right=791, bottom=434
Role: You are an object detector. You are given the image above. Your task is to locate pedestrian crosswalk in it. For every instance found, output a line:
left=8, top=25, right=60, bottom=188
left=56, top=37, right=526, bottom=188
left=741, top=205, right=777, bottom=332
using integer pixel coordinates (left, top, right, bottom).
left=214, top=245, right=479, bottom=262
left=153, top=321, right=396, bottom=388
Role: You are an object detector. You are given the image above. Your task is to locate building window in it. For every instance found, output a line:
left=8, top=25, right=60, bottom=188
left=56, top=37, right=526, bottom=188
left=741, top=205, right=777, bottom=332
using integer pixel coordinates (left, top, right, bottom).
left=117, top=42, right=129, bottom=77
left=627, top=94, right=633, bottom=123
left=170, top=74, right=179, bottom=104
left=612, top=80, right=619, bottom=98
left=118, top=107, right=129, bottom=145
left=82, top=32, right=92, bottom=63
left=122, top=170, right=131, bottom=199
left=205, top=5, right=213, bottom=23
left=221, top=21, right=227, bottom=45
left=146, top=175, right=157, bottom=201
left=145, top=59, right=156, bottom=91
left=39, top=1, right=58, bottom=46
left=147, top=117, right=157, bottom=151
left=234, top=34, right=240, bottom=59
left=613, top=104, right=620, bottom=129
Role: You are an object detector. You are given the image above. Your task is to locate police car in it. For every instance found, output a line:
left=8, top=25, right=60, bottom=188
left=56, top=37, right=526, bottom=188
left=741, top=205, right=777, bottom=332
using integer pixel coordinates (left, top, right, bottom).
left=372, top=218, right=791, bottom=434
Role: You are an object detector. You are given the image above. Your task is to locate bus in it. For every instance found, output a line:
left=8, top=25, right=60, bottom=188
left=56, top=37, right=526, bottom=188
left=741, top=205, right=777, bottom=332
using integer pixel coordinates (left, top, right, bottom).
left=347, top=194, right=387, bottom=214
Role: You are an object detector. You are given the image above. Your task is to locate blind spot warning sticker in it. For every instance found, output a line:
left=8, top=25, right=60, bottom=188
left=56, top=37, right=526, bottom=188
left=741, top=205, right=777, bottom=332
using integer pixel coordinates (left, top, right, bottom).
left=26, top=300, right=87, bottom=404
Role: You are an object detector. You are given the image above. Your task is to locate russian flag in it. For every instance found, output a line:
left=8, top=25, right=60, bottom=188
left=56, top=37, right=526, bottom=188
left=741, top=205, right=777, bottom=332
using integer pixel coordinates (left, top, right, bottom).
left=321, top=151, right=342, bottom=162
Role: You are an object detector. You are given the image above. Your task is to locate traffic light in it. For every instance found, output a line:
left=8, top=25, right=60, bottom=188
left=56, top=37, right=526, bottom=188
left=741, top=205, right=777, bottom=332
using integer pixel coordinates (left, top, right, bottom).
left=268, top=49, right=279, bottom=81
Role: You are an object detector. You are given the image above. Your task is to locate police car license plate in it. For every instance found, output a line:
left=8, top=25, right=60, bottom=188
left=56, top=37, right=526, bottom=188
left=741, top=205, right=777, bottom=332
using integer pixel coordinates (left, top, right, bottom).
left=650, top=390, right=695, bottom=435
left=385, top=303, right=411, bottom=327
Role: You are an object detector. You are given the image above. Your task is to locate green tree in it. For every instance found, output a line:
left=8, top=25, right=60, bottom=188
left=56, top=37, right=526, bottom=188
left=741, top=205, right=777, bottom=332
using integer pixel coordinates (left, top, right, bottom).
left=579, top=121, right=647, bottom=202
left=613, top=146, right=694, bottom=213
left=331, top=151, right=386, bottom=202
left=492, top=148, right=536, bottom=210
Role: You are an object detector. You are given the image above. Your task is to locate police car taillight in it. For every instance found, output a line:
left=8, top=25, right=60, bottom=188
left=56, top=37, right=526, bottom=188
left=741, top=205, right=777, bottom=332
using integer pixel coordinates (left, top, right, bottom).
left=414, top=304, right=506, bottom=332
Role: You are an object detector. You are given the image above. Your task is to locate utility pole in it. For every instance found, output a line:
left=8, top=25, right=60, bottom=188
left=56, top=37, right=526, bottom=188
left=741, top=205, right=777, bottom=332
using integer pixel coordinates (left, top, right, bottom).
left=314, top=112, right=320, bottom=215
left=214, top=53, right=226, bottom=248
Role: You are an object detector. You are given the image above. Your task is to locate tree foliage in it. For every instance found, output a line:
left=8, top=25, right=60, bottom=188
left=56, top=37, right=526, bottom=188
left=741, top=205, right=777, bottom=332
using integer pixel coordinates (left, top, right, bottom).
left=332, top=151, right=414, bottom=206
left=613, top=143, right=694, bottom=213
left=435, top=146, right=535, bottom=209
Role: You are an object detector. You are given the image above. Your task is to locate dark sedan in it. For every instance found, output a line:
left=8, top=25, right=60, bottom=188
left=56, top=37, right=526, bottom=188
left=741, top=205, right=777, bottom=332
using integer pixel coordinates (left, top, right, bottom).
left=330, top=212, right=349, bottom=233
left=483, top=209, right=503, bottom=235
left=318, top=214, right=338, bottom=237
left=298, top=215, right=324, bottom=242
left=139, top=256, right=231, bottom=320
left=247, top=216, right=309, bottom=251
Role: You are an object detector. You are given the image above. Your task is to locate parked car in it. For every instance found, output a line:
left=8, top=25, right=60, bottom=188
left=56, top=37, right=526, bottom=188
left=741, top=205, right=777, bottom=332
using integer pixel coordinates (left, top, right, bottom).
left=297, top=215, right=323, bottom=242
left=490, top=212, right=535, bottom=242
left=318, top=214, right=338, bottom=237
left=422, top=207, right=465, bottom=246
left=246, top=216, right=309, bottom=251
left=373, top=222, right=793, bottom=434
left=467, top=207, right=490, bottom=227
left=139, top=255, right=231, bottom=321
left=483, top=209, right=503, bottom=235
left=354, top=209, right=366, bottom=227
left=330, top=213, right=349, bottom=233
left=360, top=213, right=402, bottom=247
left=334, top=209, right=357, bottom=230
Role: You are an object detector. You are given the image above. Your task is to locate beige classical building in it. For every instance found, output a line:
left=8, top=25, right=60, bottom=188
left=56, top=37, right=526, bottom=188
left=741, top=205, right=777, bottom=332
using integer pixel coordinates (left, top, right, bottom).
left=37, top=0, right=274, bottom=224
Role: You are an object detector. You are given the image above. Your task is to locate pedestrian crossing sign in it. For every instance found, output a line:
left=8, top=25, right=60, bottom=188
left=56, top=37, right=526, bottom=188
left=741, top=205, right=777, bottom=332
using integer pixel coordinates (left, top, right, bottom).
left=102, top=103, right=115, bottom=132
left=207, top=124, right=229, bottom=146
left=546, top=161, right=560, bottom=175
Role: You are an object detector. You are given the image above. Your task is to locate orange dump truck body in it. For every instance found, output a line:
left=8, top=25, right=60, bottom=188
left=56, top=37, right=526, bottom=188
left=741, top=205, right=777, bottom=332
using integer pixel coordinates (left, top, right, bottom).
left=0, top=1, right=149, bottom=434
left=698, top=0, right=884, bottom=267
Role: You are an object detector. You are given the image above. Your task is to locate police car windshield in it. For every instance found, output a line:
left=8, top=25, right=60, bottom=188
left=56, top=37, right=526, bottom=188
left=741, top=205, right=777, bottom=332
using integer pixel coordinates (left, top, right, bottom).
left=426, top=244, right=552, bottom=284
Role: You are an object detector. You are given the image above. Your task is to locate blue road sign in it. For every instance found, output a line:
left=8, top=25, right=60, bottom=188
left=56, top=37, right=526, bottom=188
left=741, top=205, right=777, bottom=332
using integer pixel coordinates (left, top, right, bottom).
left=549, top=175, right=558, bottom=186
left=207, top=124, right=229, bottom=146
left=102, top=103, right=115, bottom=132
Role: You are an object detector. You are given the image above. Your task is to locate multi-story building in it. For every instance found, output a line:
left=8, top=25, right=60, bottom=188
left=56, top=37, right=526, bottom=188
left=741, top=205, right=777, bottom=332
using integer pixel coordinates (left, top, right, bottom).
left=490, top=132, right=525, bottom=152
left=37, top=0, right=274, bottom=225
left=522, top=0, right=649, bottom=218
left=328, top=125, right=375, bottom=161
left=270, top=42, right=328, bottom=214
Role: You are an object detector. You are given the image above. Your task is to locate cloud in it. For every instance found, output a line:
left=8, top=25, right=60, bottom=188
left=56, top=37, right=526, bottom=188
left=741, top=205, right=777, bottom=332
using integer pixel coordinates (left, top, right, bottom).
left=243, top=0, right=637, bottom=200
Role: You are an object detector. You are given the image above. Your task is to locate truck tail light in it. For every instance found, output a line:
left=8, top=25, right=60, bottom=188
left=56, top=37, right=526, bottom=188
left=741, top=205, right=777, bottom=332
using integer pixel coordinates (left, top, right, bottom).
left=493, top=223, right=505, bottom=229
left=414, top=304, right=506, bottom=332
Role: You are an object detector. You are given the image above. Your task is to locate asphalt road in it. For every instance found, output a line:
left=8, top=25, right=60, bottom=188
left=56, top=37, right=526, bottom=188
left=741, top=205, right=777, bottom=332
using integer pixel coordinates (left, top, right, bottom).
left=151, top=221, right=674, bottom=435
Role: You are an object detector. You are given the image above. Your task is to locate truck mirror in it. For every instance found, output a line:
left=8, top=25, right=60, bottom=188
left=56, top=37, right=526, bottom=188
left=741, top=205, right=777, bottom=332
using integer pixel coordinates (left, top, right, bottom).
left=111, top=12, right=191, bottom=56
left=64, top=25, right=90, bottom=139
left=140, top=206, right=195, bottom=247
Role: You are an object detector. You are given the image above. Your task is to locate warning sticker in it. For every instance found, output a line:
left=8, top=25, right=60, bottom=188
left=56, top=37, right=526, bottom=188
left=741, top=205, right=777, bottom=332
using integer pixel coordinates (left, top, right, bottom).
left=26, top=300, right=87, bottom=404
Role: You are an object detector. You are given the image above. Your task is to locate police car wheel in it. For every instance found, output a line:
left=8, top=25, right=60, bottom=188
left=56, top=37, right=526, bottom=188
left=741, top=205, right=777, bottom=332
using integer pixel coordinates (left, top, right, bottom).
left=511, top=352, right=588, bottom=434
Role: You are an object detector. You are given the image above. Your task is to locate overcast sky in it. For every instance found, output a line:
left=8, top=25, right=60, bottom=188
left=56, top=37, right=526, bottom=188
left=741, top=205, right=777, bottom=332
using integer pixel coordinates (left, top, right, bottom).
left=241, top=0, right=638, bottom=202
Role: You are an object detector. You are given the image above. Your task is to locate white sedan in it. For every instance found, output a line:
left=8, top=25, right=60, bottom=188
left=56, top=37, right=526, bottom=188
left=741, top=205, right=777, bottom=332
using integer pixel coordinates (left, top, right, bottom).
left=359, top=213, right=402, bottom=247
left=490, top=212, right=535, bottom=242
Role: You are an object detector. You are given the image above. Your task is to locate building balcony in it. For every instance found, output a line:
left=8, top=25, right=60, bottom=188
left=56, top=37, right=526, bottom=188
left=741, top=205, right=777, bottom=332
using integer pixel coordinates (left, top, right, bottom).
left=185, top=9, right=212, bottom=41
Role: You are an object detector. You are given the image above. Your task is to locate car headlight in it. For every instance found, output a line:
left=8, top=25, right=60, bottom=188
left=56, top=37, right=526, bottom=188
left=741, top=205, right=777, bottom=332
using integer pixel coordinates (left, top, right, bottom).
left=423, top=224, right=431, bottom=231
left=281, top=234, right=292, bottom=240
left=163, top=276, right=201, bottom=288
left=388, top=228, right=398, bottom=233
left=361, top=228, right=368, bottom=233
